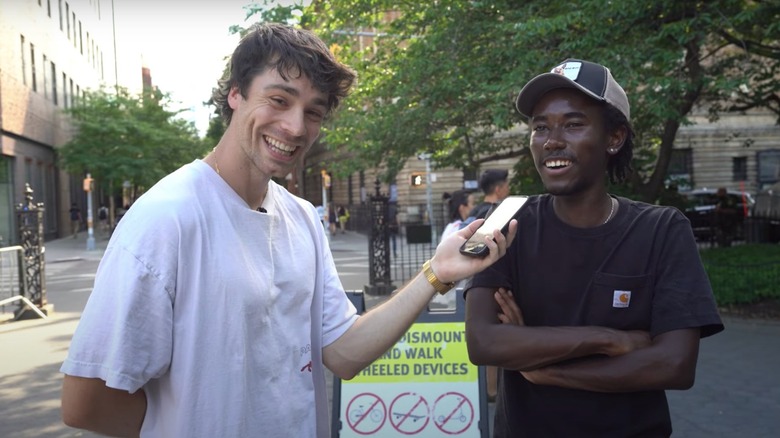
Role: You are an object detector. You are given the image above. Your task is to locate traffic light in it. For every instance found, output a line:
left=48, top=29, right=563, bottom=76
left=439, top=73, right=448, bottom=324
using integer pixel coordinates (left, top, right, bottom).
left=321, top=170, right=331, bottom=188
left=83, top=174, right=94, bottom=192
left=411, top=173, right=424, bottom=187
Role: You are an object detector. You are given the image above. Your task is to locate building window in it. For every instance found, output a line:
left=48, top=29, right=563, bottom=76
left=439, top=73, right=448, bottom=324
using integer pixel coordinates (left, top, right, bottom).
left=30, top=43, right=37, bottom=92
left=58, top=0, right=63, bottom=30
left=62, top=72, right=68, bottom=108
left=757, top=150, right=780, bottom=186
left=667, top=148, right=694, bottom=189
left=732, top=156, right=748, bottom=182
left=79, top=20, right=83, bottom=54
left=47, top=0, right=51, bottom=17
left=51, top=62, right=58, bottom=105
left=66, top=3, right=70, bottom=39
left=25, top=159, right=33, bottom=189
left=20, top=35, right=27, bottom=85
left=43, top=54, right=49, bottom=98
left=72, top=12, right=76, bottom=47
left=70, top=78, right=74, bottom=107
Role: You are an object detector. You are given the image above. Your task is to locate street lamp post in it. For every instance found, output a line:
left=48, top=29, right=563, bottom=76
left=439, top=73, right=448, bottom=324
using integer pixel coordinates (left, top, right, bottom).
left=84, top=174, right=95, bottom=250
left=418, top=153, right=437, bottom=243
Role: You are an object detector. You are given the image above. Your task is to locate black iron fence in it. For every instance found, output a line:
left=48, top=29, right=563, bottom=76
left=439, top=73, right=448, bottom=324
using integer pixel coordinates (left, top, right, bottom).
left=341, top=200, right=448, bottom=290
left=0, top=184, right=48, bottom=321
left=348, top=196, right=779, bottom=305
left=693, top=214, right=780, bottom=249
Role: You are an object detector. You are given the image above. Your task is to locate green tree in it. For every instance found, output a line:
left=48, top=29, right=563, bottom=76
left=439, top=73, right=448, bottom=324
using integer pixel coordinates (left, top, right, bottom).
left=59, top=86, right=208, bottom=205
left=245, top=0, right=779, bottom=200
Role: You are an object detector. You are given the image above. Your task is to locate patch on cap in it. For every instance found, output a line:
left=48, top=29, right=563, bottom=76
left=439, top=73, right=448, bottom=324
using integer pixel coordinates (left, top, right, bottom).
left=515, top=58, right=630, bottom=122
left=551, top=61, right=583, bottom=81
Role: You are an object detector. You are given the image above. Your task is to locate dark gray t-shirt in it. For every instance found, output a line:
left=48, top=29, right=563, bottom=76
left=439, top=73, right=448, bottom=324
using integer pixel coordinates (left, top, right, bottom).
left=468, top=194, right=723, bottom=437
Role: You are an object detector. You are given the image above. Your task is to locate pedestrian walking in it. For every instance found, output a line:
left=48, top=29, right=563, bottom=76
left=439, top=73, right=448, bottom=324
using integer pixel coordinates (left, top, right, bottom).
left=68, top=203, right=81, bottom=239
left=97, top=204, right=109, bottom=235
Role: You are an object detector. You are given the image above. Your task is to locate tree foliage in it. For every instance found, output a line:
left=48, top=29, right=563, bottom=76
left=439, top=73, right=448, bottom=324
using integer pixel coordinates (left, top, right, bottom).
left=245, top=0, right=779, bottom=200
left=59, top=87, right=209, bottom=194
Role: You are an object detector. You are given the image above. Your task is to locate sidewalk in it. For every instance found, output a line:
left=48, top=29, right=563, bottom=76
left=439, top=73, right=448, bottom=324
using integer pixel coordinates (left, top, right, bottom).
left=43, top=230, right=109, bottom=264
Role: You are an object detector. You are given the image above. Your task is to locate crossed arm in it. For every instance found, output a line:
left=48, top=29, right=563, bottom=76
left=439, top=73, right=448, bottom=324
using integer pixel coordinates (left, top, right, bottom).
left=465, top=288, right=701, bottom=393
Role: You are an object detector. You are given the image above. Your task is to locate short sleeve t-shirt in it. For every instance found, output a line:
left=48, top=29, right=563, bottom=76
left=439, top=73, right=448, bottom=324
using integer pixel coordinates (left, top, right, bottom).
left=468, top=194, right=723, bottom=437
left=61, top=160, right=358, bottom=437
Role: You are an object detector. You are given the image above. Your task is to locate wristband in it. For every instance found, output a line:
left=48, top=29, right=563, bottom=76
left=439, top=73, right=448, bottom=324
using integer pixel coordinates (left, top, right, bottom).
left=422, top=259, right=455, bottom=295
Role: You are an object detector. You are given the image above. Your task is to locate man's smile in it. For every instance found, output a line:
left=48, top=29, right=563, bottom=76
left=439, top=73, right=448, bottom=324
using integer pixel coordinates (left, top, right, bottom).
left=264, top=135, right=297, bottom=157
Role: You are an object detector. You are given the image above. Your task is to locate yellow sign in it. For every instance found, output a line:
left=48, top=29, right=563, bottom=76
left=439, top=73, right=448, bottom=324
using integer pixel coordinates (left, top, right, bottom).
left=350, top=322, right=476, bottom=384
left=339, top=321, right=482, bottom=437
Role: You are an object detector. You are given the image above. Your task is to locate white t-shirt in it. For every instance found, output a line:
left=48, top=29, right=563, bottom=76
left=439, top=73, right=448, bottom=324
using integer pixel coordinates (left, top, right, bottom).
left=440, top=219, right=463, bottom=242
left=61, top=160, right=358, bottom=437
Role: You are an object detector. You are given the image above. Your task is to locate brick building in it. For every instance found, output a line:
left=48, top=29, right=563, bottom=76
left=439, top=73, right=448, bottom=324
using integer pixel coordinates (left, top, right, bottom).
left=0, top=0, right=141, bottom=243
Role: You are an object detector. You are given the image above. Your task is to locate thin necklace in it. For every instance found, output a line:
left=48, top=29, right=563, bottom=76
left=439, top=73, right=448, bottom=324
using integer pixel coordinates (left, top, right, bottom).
left=211, top=146, right=220, bottom=175
left=211, top=146, right=268, bottom=212
left=603, top=196, right=616, bottom=225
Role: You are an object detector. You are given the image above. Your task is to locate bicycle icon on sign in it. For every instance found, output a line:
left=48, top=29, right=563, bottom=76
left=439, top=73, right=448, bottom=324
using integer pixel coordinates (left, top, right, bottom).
left=349, top=405, right=383, bottom=424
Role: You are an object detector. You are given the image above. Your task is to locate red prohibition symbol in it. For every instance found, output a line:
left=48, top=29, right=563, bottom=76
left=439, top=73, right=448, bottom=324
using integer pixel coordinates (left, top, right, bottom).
left=433, top=391, right=474, bottom=435
left=345, top=392, right=387, bottom=435
left=389, top=392, right=430, bottom=435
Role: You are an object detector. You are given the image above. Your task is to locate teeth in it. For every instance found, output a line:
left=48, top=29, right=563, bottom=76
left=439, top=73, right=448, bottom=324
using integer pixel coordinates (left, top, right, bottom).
left=264, top=136, right=296, bottom=155
left=545, top=159, right=571, bottom=168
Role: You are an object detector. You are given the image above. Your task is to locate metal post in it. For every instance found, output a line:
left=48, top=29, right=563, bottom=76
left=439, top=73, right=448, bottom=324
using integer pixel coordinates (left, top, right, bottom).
left=418, top=153, right=437, bottom=243
left=365, top=179, right=394, bottom=295
left=15, top=183, right=47, bottom=318
left=86, top=173, right=96, bottom=250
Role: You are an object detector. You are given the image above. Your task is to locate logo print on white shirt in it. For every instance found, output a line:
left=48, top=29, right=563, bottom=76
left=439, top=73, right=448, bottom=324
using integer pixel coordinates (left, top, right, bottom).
left=613, top=290, right=631, bottom=308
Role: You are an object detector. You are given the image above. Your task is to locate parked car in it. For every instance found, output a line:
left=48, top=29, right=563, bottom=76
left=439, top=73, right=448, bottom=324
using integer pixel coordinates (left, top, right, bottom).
left=753, top=183, right=780, bottom=243
left=681, top=189, right=755, bottom=242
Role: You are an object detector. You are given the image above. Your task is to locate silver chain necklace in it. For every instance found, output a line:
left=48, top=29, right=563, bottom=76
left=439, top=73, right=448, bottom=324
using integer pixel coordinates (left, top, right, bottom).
left=603, top=197, right=616, bottom=225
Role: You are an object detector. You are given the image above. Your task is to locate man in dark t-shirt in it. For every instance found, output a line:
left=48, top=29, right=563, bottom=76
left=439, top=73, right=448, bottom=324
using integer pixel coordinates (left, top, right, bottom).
left=469, top=168, right=510, bottom=221
left=464, top=59, right=723, bottom=437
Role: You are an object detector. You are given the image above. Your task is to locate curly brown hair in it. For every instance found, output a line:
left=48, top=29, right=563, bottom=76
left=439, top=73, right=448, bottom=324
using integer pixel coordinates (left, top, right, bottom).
left=212, top=23, right=356, bottom=125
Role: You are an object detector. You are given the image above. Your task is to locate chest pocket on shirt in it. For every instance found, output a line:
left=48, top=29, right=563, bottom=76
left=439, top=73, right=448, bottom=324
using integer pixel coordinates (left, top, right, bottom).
left=587, top=272, right=654, bottom=330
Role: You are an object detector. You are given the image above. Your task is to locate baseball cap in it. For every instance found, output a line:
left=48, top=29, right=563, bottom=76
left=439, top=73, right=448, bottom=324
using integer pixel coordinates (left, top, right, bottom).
left=515, top=59, right=630, bottom=121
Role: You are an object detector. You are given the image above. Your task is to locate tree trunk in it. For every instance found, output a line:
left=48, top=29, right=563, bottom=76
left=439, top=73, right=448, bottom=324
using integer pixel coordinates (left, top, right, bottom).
left=639, top=39, right=704, bottom=203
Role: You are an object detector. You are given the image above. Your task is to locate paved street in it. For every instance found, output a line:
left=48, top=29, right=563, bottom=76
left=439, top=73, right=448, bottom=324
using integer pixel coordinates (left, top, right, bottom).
left=1, top=230, right=778, bottom=437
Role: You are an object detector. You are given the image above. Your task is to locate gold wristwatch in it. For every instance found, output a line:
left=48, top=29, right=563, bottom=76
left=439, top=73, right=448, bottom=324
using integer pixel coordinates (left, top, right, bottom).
left=423, top=259, right=455, bottom=295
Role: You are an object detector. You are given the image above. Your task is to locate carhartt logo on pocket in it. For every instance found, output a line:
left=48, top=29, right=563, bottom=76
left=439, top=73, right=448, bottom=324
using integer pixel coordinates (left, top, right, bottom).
left=613, top=290, right=631, bottom=308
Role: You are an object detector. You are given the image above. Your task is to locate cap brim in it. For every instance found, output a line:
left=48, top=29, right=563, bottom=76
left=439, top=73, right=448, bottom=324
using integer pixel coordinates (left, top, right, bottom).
left=515, top=73, right=606, bottom=119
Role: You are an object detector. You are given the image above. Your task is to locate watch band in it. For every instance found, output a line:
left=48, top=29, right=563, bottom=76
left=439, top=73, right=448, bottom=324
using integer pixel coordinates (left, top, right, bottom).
left=423, top=259, right=455, bottom=295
